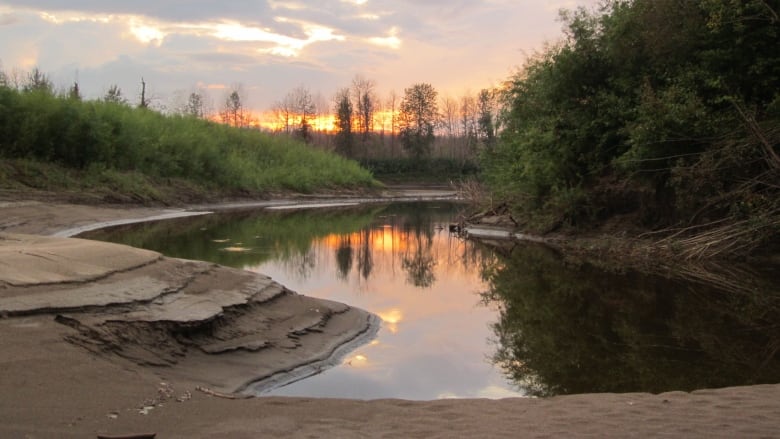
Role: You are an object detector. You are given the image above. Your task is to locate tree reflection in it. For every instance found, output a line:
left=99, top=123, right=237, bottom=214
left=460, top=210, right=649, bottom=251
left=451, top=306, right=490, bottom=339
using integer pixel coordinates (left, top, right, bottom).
left=481, top=243, right=780, bottom=396
left=402, top=249, right=436, bottom=288
left=401, top=226, right=436, bottom=288
left=335, top=236, right=354, bottom=280
left=357, top=228, right=374, bottom=281
left=89, top=201, right=495, bottom=290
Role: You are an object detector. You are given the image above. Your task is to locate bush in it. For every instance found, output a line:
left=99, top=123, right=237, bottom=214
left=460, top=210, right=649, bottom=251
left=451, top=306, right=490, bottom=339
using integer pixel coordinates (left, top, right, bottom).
left=0, top=87, right=376, bottom=195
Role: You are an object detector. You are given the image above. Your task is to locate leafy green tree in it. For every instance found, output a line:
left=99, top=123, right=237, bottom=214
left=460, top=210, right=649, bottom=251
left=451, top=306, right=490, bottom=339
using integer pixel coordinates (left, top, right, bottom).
left=186, top=92, right=204, bottom=118
left=23, top=68, right=53, bottom=94
left=104, top=85, right=127, bottom=104
left=333, top=88, right=355, bottom=157
left=399, top=83, right=438, bottom=159
left=483, top=0, right=780, bottom=242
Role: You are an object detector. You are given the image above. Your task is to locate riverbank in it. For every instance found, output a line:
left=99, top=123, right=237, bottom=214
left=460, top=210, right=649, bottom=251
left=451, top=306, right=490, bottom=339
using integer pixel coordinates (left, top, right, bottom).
left=1, top=196, right=779, bottom=438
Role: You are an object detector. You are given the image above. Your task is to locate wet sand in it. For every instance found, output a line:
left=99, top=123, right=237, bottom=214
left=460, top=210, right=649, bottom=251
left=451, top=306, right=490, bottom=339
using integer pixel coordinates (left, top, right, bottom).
left=1, top=200, right=779, bottom=438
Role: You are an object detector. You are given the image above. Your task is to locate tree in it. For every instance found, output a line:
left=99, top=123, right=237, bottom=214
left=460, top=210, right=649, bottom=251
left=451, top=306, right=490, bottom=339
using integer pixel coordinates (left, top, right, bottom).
left=477, top=88, right=499, bottom=149
left=399, top=83, right=438, bottom=159
left=352, top=75, right=376, bottom=142
left=292, top=85, right=316, bottom=142
left=271, top=94, right=295, bottom=134
left=138, top=77, right=150, bottom=108
left=104, top=84, right=127, bottom=104
left=333, top=88, right=355, bottom=157
left=68, top=81, right=81, bottom=100
left=23, top=68, right=53, bottom=94
left=221, top=86, right=247, bottom=127
left=460, top=92, right=479, bottom=154
left=386, top=90, right=399, bottom=157
left=0, top=61, right=7, bottom=88
left=185, top=92, right=205, bottom=118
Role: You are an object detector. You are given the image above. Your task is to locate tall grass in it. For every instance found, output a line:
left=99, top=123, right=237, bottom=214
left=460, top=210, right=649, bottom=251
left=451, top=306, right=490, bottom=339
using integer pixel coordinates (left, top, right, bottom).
left=0, top=87, right=376, bottom=197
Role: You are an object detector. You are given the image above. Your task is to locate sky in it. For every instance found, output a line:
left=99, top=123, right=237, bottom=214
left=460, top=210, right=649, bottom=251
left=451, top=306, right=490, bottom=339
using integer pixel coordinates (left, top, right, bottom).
left=0, top=0, right=601, bottom=114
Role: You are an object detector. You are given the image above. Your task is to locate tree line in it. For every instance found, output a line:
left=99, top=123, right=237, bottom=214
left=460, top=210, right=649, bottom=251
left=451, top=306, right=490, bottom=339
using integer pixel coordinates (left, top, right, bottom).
left=0, top=63, right=500, bottom=170
left=481, top=0, right=779, bottom=256
left=0, top=66, right=375, bottom=198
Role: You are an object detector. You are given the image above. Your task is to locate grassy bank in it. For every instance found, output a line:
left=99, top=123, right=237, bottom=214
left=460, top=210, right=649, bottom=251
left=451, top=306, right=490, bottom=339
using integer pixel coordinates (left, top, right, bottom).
left=0, top=87, right=377, bottom=203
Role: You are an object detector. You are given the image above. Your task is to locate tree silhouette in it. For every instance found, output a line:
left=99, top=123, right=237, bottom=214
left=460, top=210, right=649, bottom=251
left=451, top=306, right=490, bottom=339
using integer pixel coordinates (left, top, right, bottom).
left=335, top=235, right=354, bottom=280
left=399, top=83, right=438, bottom=159
left=334, top=88, right=355, bottom=157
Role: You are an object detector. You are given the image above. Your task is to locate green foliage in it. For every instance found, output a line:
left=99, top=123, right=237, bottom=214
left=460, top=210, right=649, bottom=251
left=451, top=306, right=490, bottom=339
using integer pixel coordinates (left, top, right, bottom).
left=0, top=86, right=376, bottom=197
left=83, top=206, right=383, bottom=268
left=333, top=88, right=355, bottom=157
left=361, top=157, right=479, bottom=182
left=482, top=243, right=780, bottom=396
left=399, top=83, right=438, bottom=159
left=484, top=0, right=780, bottom=234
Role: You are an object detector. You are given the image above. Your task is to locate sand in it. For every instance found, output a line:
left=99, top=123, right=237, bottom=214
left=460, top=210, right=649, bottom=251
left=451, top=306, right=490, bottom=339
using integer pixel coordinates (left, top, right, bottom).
left=1, top=199, right=779, bottom=438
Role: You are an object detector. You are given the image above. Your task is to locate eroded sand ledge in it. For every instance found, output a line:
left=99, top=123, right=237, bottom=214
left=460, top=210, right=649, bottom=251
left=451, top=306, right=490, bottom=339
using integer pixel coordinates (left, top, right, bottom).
left=0, top=232, right=377, bottom=396
left=1, top=200, right=779, bottom=438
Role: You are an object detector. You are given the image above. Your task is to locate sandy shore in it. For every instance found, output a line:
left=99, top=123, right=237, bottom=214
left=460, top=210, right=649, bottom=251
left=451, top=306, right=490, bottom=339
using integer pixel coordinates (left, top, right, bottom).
left=1, top=199, right=779, bottom=438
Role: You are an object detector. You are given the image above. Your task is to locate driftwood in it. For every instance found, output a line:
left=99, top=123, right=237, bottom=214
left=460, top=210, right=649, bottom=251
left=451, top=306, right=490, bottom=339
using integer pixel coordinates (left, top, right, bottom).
left=97, top=434, right=156, bottom=439
left=195, top=385, right=252, bottom=400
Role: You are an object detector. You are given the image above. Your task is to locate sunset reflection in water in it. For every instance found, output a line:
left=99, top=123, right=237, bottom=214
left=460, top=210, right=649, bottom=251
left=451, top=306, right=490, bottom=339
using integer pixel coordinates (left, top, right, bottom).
left=243, top=204, right=525, bottom=400
left=84, top=202, right=526, bottom=400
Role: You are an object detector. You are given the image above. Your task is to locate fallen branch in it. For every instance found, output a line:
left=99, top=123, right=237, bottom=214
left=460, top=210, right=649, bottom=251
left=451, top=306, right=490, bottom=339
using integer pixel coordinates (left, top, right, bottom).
left=195, top=386, right=252, bottom=400
left=97, top=434, right=156, bottom=439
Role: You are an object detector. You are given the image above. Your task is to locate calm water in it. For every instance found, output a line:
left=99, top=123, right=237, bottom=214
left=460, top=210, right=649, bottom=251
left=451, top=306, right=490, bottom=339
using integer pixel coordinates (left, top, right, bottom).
left=85, top=202, right=780, bottom=399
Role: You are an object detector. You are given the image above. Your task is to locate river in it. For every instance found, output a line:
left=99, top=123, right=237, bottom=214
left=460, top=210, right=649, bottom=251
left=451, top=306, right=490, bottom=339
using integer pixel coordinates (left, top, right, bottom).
left=83, top=201, right=780, bottom=399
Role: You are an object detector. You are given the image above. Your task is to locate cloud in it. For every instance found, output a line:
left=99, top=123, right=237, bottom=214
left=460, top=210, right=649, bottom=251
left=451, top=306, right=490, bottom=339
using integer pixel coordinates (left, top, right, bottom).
left=0, top=12, right=19, bottom=26
left=367, top=27, right=400, bottom=49
left=0, top=0, right=601, bottom=111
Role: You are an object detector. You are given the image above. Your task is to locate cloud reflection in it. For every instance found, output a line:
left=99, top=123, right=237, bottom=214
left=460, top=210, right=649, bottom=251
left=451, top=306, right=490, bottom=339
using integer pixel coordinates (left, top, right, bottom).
left=376, top=308, right=403, bottom=334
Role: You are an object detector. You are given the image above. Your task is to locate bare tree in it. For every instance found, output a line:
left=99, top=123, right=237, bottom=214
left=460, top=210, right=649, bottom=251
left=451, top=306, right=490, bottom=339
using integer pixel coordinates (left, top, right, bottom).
left=288, top=85, right=316, bottom=142
left=271, top=93, right=296, bottom=134
left=220, top=85, right=248, bottom=127
left=139, top=77, right=149, bottom=108
left=460, top=92, right=479, bottom=155
left=477, top=87, right=500, bottom=149
left=352, top=75, right=377, bottom=142
left=440, top=95, right=458, bottom=138
left=386, top=90, right=399, bottom=157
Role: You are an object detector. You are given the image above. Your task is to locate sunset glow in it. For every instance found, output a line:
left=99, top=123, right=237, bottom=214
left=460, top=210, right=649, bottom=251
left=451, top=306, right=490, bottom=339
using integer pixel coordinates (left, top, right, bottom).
left=1, top=1, right=602, bottom=113
left=376, top=308, right=403, bottom=334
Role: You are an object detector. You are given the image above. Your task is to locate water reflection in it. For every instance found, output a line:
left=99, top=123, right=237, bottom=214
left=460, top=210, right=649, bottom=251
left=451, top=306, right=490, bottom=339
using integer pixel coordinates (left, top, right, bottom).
left=481, top=243, right=780, bottom=397
left=87, top=203, right=484, bottom=292
left=86, top=203, right=514, bottom=399
left=84, top=202, right=779, bottom=399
